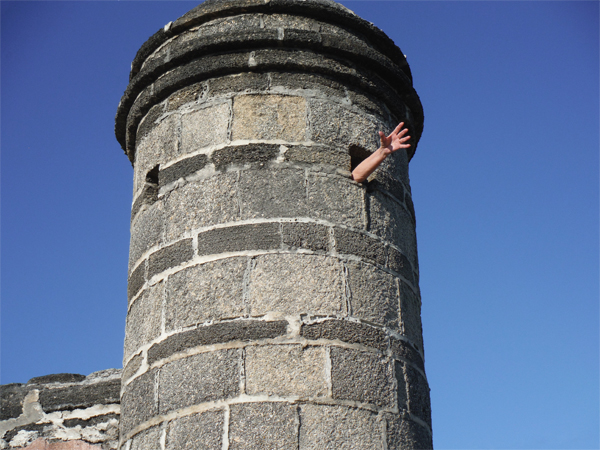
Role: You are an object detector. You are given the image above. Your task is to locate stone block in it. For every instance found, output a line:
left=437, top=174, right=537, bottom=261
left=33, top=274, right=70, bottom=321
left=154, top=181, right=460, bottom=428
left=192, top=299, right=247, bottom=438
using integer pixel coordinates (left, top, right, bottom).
left=159, top=153, right=208, bottom=186
left=165, top=258, right=246, bottom=330
left=399, top=281, right=424, bottom=352
left=368, top=191, right=417, bottom=265
left=347, top=88, right=386, bottom=117
left=404, top=192, right=416, bottom=223
left=228, top=402, right=298, bottom=450
left=245, top=344, right=327, bottom=398
left=123, top=354, right=143, bottom=382
left=390, top=338, right=424, bottom=372
left=38, top=379, right=121, bottom=413
left=387, top=246, right=414, bottom=285
left=269, top=72, right=346, bottom=100
left=127, top=262, right=146, bottom=303
left=164, top=173, right=240, bottom=241
left=130, top=426, right=161, bottom=450
left=248, top=254, right=345, bottom=317
left=124, top=282, right=164, bottom=361
left=308, top=100, right=379, bottom=151
left=158, top=350, right=240, bottom=414
left=307, top=173, right=364, bottom=228
left=149, top=320, right=288, bottom=364
left=395, top=361, right=408, bottom=411
left=231, top=94, right=307, bottom=142
left=180, top=102, right=230, bottom=154
left=334, top=227, right=386, bottom=266
left=120, top=371, right=157, bottom=435
left=346, top=261, right=399, bottom=330
left=208, top=72, right=269, bottom=97
left=28, top=373, right=86, bottom=385
left=384, top=413, right=433, bottom=450
left=405, top=366, right=432, bottom=428
left=212, top=144, right=279, bottom=171
left=136, top=104, right=164, bottom=144
left=166, top=410, right=224, bottom=450
left=299, top=404, right=381, bottom=449
left=0, top=383, right=27, bottom=420
left=285, top=145, right=349, bottom=170
left=129, top=200, right=164, bottom=270
left=282, top=221, right=329, bottom=252
left=147, top=239, right=194, bottom=279
left=131, top=182, right=158, bottom=221
left=300, top=319, right=387, bottom=352
left=196, top=223, right=281, bottom=257
left=239, top=168, right=308, bottom=219
left=166, top=82, right=206, bottom=111
left=330, top=347, right=394, bottom=408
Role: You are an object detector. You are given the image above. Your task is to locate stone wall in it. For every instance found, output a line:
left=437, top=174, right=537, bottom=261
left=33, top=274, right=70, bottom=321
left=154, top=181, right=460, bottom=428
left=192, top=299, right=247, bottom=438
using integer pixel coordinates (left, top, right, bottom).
left=0, top=370, right=121, bottom=450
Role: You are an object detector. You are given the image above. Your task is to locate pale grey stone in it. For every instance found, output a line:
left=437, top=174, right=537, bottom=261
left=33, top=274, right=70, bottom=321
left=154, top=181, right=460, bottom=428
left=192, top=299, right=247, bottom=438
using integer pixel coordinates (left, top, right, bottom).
left=231, top=94, right=307, bottom=142
left=129, top=199, right=164, bottom=270
left=248, top=254, right=345, bottom=317
left=131, top=426, right=161, bottom=450
left=307, top=173, right=364, bottom=228
left=165, top=258, right=246, bottom=330
left=124, top=282, right=164, bottom=361
left=299, top=404, right=382, bottom=449
left=180, top=102, right=230, bottom=154
left=385, top=413, right=433, bottom=450
left=399, top=281, right=424, bottom=354
left=229, top=402, right=298, bottom=450
left=245, top=344, right=327, bottom=398
left=347, top=260, right=400, bottom=330
left=166, top=410, right=224, bottom=450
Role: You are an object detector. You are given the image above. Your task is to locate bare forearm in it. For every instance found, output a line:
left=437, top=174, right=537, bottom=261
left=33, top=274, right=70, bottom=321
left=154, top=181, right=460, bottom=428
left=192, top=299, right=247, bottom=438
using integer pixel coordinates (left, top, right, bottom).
left=351, top=147, right=388, bottom=183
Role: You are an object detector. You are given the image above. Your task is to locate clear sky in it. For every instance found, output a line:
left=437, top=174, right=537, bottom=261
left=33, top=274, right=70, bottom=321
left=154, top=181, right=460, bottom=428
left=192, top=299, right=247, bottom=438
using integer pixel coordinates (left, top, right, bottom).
left=1, top=1, right=598, bottom=448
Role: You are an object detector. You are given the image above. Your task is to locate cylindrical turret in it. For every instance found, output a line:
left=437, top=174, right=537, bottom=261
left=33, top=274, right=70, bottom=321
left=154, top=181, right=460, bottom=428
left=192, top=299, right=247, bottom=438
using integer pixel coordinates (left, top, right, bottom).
left=115, top=0, right=431, bottom=448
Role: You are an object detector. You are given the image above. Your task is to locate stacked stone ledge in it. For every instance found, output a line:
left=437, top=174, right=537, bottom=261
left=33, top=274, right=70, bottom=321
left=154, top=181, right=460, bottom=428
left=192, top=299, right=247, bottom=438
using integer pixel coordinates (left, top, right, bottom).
left=116, top=1, right=431, bottom=449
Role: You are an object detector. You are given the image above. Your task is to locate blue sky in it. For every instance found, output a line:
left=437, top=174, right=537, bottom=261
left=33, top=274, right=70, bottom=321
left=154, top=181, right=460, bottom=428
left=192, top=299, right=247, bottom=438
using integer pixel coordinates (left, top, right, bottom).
left=1, top=1, right=598, bottom=448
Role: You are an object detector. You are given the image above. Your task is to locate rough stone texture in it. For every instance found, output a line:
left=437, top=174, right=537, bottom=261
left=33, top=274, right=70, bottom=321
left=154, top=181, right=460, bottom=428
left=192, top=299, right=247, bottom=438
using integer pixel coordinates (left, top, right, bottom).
left=147, top=239, right=194, bottom=279
left=148, top=320, right=288, bottom=365
left=334, top=227, right=386, bottom=266
left=300, top=319, right=387, bottom=352
left=299, top=404, right=381, bottom=450
left=166, top=82, right=205, bottom=111
left=163, top=173, right=239, bottom=241
left=212, top=144, right=278, bottom=171
left=248, top=254, right=345, bottom=316
left=285, top=145, right=349, bottom=170
left=395, top=361, right=409, bottom=412
left=405, top=366, right=432, bottom=429
left=385, top=413, right=433, bottom=450
left=158, top=153, right=208, bottom=186
left=399, top=281, right=424, bottom=352
left=330, top=347, right=395, bottom=408
left=130, top=182, right=157, bottom=222
left=270, top=72, right=346, bottom=100
left=124, top=282, right=164, bottom=361
left=166, top=410, right=223, bottom=450
left=245, top=345, right=327, bottom=398
left=231, top=95, right=307, bottom=142
left=1, top=384, right=28, bottom=420
left=228, top=402, right=298, bottom=450
left=165, top=258, right=246, bottom=330
left=19, top=439, right=102, bottom=449
left=282, top=221, right=329, bottom=252
left=208, top=72, right=269, bottom=98
left=122, top=355, right=143, bottom=382
left=37, top=380, right=120, bottom=414
left=387, top=246, right=414, bottom=285
left=196, top=223, right=280, bottom=257
left=346, top=261, right=399, bottom=330
left=307, top=174, right=364, bottom=228
left=129, top=200, right=164, bottom=270
left=120, top=370, right=156, bottom=435
left=130, top=426, right=161, bottom=450
left=158, top=350, right=240, bottom=414
left=180, top=102, right=230, bottom=155
left=239, top=168, right=308, bottom=220
left=390, top=338, right=425, bottom=372
left=28, top=374, right=86, bottom=385
left=127, top=262, right=145, bottom=303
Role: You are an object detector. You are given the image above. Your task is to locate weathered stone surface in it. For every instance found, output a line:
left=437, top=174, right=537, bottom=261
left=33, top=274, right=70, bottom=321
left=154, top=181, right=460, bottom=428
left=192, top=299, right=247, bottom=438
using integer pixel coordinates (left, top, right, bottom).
left=270, top=71, right=346, bottom=99
left=166, top=410, right=224, bottom=450
left=229, top=402, right=298, bottom=450
left=248, top=254, right=345, bottom=316
left=385, top=413, right=433, bottom=450
left=147, top=239, right=194, bottom=279
left=208, top=72, right=269, bottom=97
left=405, top=192, right=416, bottom=223
left=346, top=261, right=399, bottom=330
left=334, top=227, right=386, bottom=266
left=330, top=347, right=394, bottom=408
left=399, top=281, right=424, bottom=352
left=27, top=374, right=86, bottom=385
left=387, top=246, right=414, bottom=285
left=149, top=320, right=287, bottom=364
left=300, top=319, right=387, bottom=351
left=124, top=282, right=164, bottom=361
left=120, top=371, right=157, bottom=435
left=0, top=383, right=27, bottom=420
left=19, top=438, right=103, bottom=449
left=136, top=104, right=164, bottom=144
left=196, top=223, right=280, bottom=257
left=158, top=350, right=240, bottom=413
left=122, top=354, right=143, bottom=382
left=127, top=261, right=146, bottom=303
left=38, top=379, right=121, bottom=413
left=62, top=413, right=119, bottom=429
left=246, top=345, right=327, bottom=398
left=164, top=173, right=240, bottom=241
left=159, top=153, right=208, bottom=186
left=390, top=338, right=424, bottom=372
left=239, top=168, right=308, bottom=219
left=129, top=200, right=164, bottom=270
left=299, top=404, right=381, bottom=449
left=282, top=221, right=329, bottom=252
left=180, top=102, right=230, bottom=154
left=130, top=426, right=161, bottom=450
left=212, top=144, right=278, bottom=171
left=165, top=258, right=246, bottom=330
left=166, top=82, right=205, bottom=111
left=395, top=361, right=408, bottom=411
left=131, top=182, right=158, bottom=221
left=232, top=94, right=307, bottom=142
left=307, top=173, right=364, bottom=228
left=285, top=145, right=349, bottom=170
left=405, top=366, right=432, bottom=428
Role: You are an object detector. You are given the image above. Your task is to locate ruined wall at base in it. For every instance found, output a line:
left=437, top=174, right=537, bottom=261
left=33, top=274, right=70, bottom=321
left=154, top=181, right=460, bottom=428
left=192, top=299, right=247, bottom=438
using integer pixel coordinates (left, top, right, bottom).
left=0, top=370, right=121, bottom=450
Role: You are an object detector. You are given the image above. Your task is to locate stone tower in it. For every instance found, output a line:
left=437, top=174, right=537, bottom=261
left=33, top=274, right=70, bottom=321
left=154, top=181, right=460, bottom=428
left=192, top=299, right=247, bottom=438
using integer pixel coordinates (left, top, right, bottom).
left=115, top=0, right=431, bottom=448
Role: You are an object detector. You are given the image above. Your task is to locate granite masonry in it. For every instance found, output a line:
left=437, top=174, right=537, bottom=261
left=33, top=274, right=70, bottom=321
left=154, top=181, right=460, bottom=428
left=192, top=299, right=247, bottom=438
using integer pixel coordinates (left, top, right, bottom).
left=1, top=0, right=431, bottom=448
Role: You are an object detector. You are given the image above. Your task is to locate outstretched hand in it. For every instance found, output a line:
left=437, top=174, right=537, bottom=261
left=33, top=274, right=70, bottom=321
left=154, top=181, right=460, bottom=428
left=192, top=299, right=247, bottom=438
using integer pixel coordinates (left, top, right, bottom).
left=378, top=122, right=411, bottom=156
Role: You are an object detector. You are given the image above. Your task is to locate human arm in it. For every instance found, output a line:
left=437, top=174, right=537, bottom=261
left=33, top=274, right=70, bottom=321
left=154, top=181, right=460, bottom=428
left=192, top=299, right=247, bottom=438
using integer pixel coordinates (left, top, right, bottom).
left=350, top=122, right=411, bottom=183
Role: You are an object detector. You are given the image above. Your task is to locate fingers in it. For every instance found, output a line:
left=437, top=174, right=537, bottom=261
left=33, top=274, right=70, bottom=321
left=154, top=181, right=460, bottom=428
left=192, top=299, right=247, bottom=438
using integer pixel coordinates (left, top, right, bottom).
left=391, top=122, right=405, bottom=136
